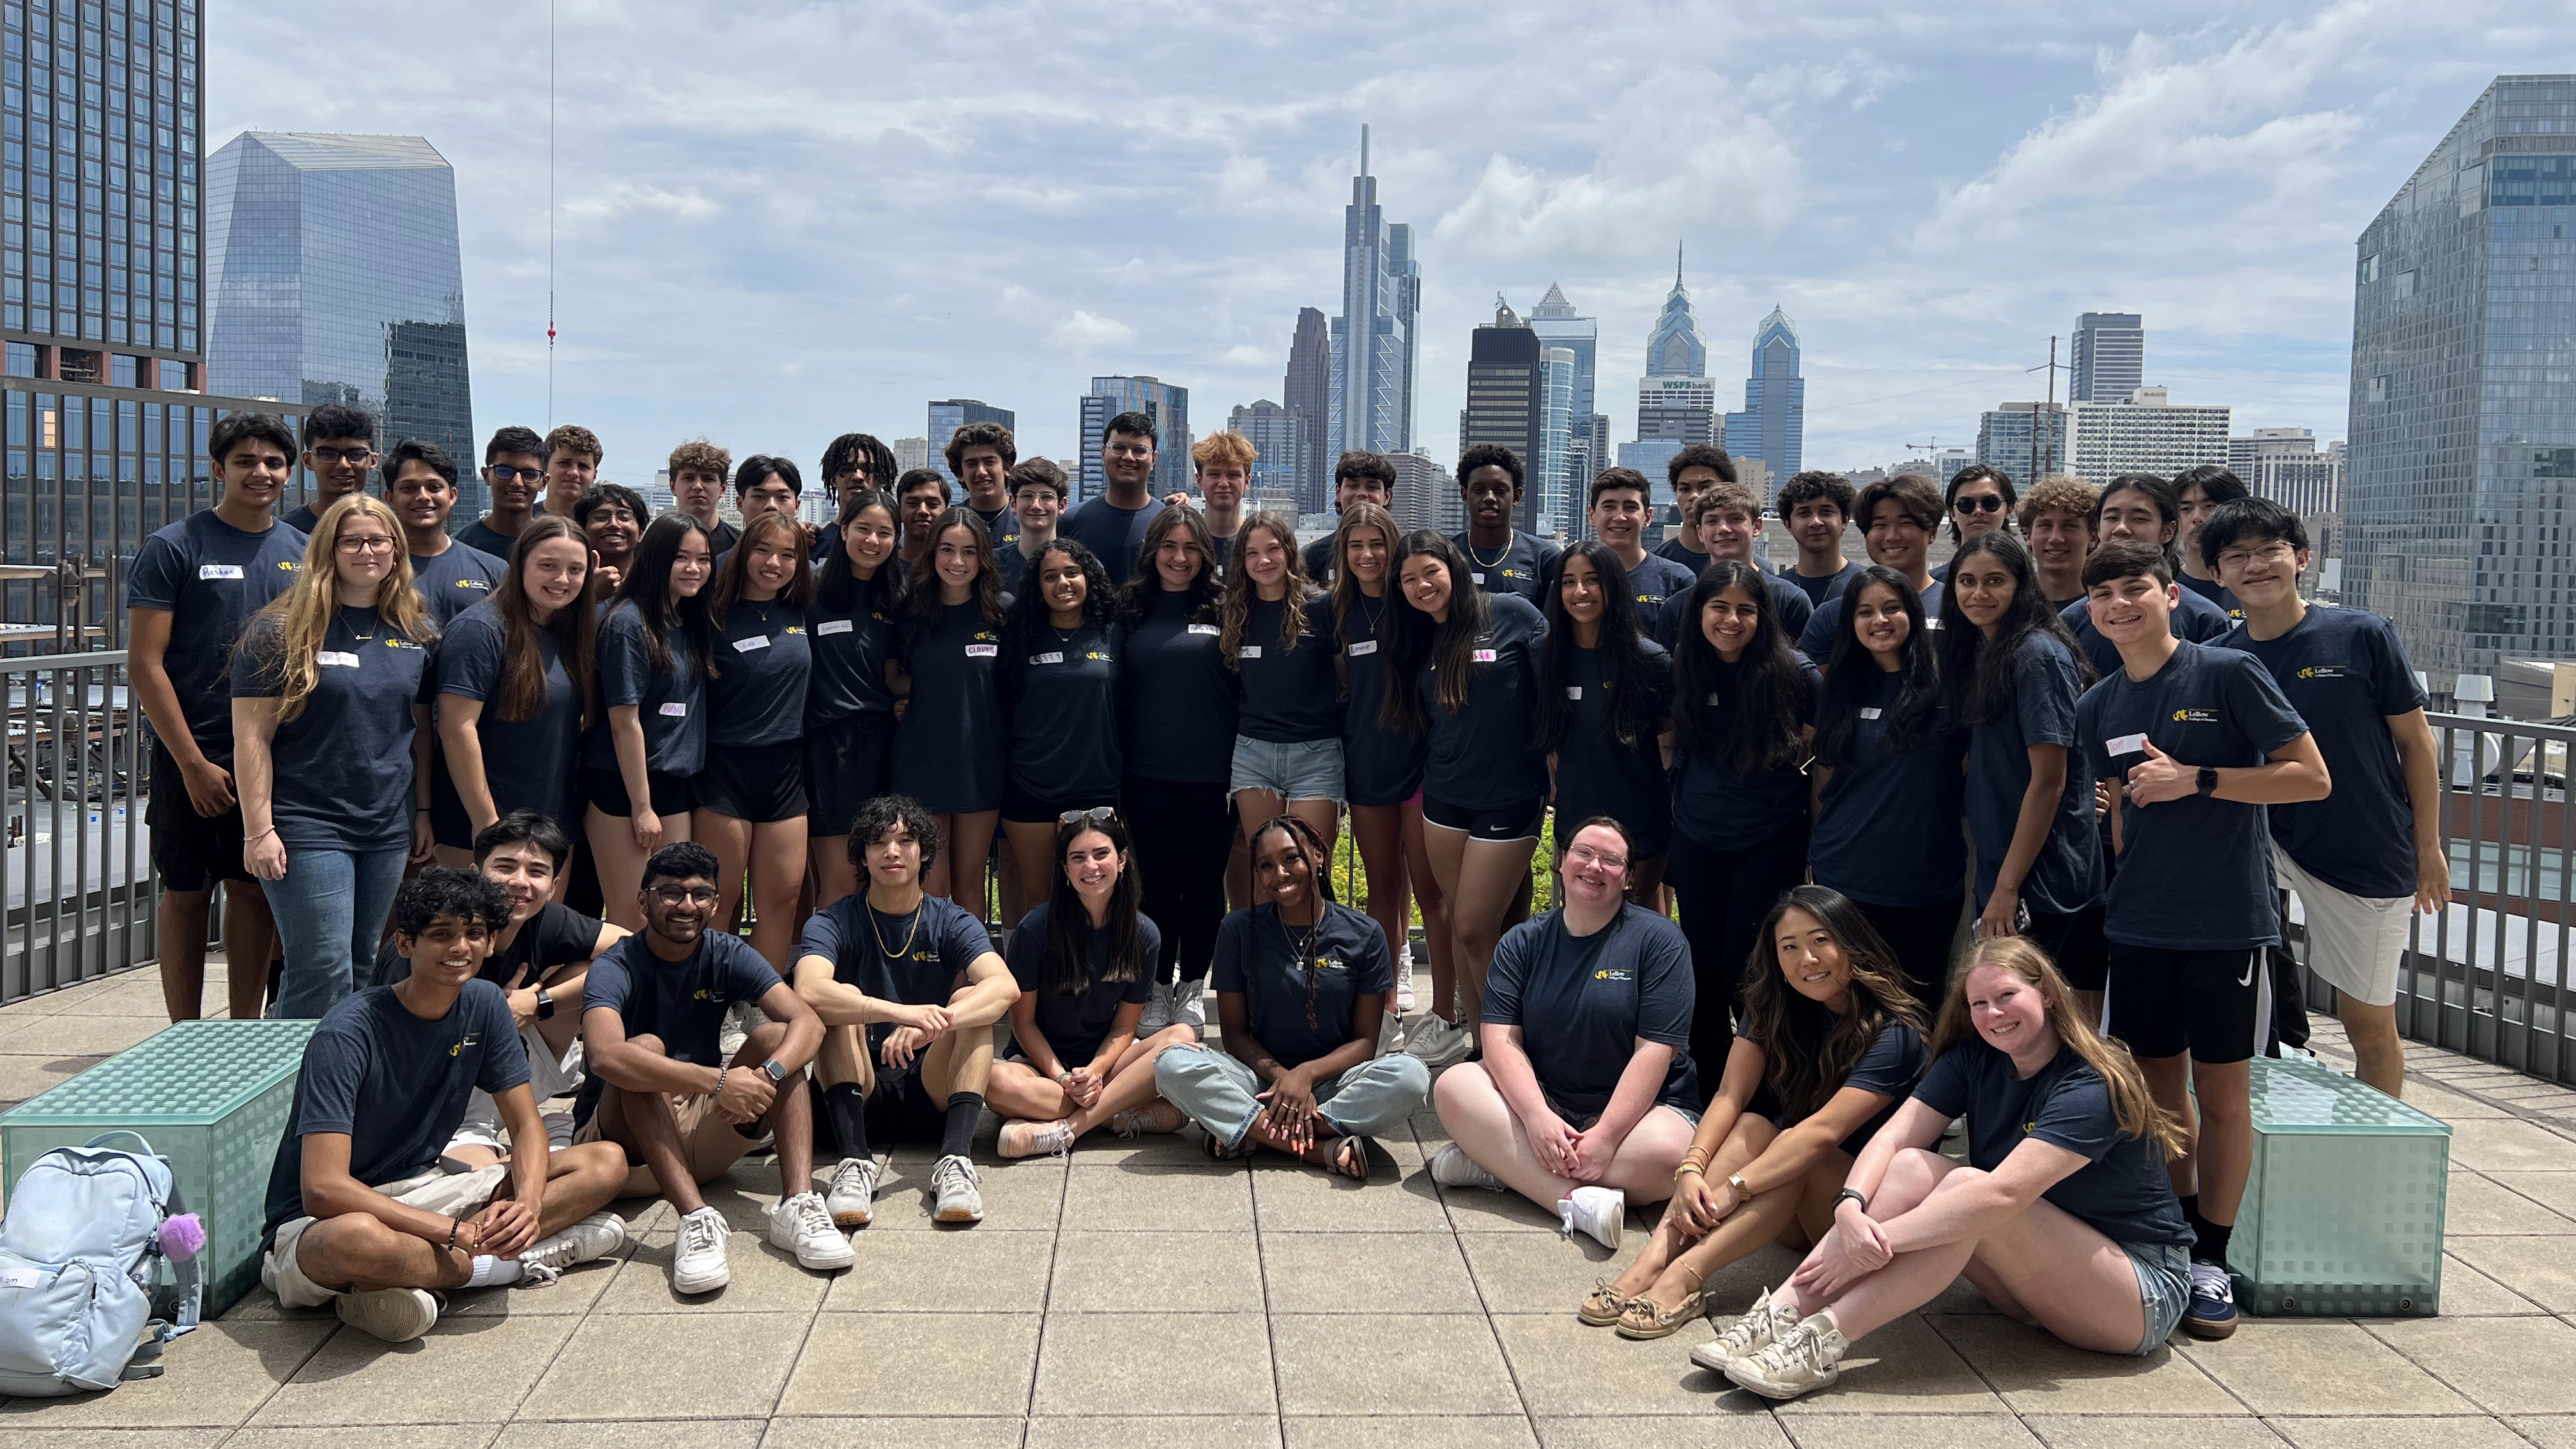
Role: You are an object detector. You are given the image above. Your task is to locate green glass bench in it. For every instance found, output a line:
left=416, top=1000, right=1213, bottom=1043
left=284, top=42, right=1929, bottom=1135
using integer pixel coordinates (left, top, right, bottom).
left=2230, top=1052, right=2449, bottom=1317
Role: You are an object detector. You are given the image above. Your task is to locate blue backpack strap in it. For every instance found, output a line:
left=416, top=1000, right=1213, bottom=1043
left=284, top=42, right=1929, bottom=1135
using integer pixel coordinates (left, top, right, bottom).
left=80, top=1129, right=157, bottom=1156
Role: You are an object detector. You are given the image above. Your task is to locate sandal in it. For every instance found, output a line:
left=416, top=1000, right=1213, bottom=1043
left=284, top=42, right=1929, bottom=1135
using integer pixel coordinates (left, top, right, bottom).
left=1324, top=1135, right=1374, bottom=1180
left=1616, top=1287, right=1710, bottom=1340
left=1200, top=1128, right=1255, bottom=1162
left=1578, top=1280, right=1637, bottom=1326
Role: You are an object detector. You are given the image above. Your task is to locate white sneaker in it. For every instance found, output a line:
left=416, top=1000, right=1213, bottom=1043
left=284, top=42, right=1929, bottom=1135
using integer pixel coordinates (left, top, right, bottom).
left=1407, top=1016, right=1473, bottom=1068
left=1140, top=982, right=1174, bottom=1033
left=1428, top=1141, right=1505, bottom=1192
left=825, top=1156, right=879, bottom=1229
left=670, top=1205, right=731, bottom=1294
left=1724, top=1312, right=1850, bottom=1400
left=999, top=1117, right=1075, bottom=1159
left=1172, top=978, right=1208, bottom=1033
left=1395, top=944, right=1416, bottom=1013
left=519, top=1212, right=629, bottom=1278
left=1558, top=1184, right=1625, bottom=1250
left=931, top=1153, right=985, bottom=1224
left=1690, top=1287, right=1802, bottom=1370
left=769, top=1191, right=855, bottom=1271
left=335, top=1285, right=439, bottom=1343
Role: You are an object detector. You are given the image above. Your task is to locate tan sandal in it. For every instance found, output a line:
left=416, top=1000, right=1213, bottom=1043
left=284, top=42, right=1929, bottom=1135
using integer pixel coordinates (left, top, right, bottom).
left=1616, top=1287, right=1710, bottom=1340
left=1578, top=1279, right=1638, bottom=1326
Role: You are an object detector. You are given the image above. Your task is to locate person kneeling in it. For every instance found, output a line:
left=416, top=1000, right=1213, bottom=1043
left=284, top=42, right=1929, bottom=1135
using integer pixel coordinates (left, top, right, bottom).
left=577, top=841, right=839, bottom=1292
left=1702, top=937, right=2194, bottom=1400
left=260, top=868, right=631, bottom=1344
left=1593, top=886, right=1928, bottom=1337
left=1429, top=818, right=1700, bottom=1249
left=1155, top=815, right=1430, bottom=1177
left=794, top=794, right=1020, bottom=1227
left=988, top=811, right=1197, bottom=1156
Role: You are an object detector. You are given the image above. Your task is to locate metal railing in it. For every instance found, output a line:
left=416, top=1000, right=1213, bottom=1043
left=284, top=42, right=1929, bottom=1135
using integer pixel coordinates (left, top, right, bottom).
left=0, top=648, right=153, bottom=1004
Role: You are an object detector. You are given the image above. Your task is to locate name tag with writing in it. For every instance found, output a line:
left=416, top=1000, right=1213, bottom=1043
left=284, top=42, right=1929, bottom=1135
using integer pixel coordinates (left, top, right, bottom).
left=1473, top=648, right=1498, bottom=663
left=733, top=635, right=770, bottom=653
left=316, top=651, right=360, bottom=668
left=1034, top=651, right=1064, bottom=665
left=1239, top=645, right=1263, bottom=659
left=659, top=702, right=689, bottom=717
left=816, top=618, right=854, bottom=636
left=198, top=564, right=244, bottom=580
left=1346, top=638, right=1378, bottom=656
left=1859, top=706, right=1882, bottom=719
left=1565, top=686, right=1583, bottom=700
left=965, top=643, right=999, bottom=658
left=1188, top=623, right=1220, bottom=636
left=2107, top=732, right=2148, bottom=756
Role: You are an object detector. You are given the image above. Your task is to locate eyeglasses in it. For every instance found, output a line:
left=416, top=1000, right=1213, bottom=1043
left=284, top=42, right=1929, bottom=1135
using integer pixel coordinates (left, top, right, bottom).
left=310, top=446, right=376, bottom=466
left=1953, top=494, right=2007, bottom=514
left=487, top=464, right=541, bottom=483
left=2215, top=541, right=2297, bottom=570
left=650, top=885, right=719, bottom=906
left=1563, top=843, right=1630, bottom=873
left=1106, top=443, right=1154, bottom=459
left=334, top=535, right=398, bottom=554
left=1059, top=806, right=1117, bottom=827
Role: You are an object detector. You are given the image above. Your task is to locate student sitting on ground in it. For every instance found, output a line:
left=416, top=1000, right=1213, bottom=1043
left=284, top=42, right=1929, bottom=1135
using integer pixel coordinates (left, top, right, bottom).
left=1429, top=817, right=1698, bottom=1249
left=1590, top=886, right=1928, bottom=1338
left=1700, top=937, right=2194, bottom=1400
left=793, top=794, right=1020, bottom=1228
left=577, top=841, right=839, bottom=1292
left=1158, top=815, right=1432, bottom=1178
left=261, top=868, right=630, bottom=1344
left=988, top=811, right=1199, bottom=1156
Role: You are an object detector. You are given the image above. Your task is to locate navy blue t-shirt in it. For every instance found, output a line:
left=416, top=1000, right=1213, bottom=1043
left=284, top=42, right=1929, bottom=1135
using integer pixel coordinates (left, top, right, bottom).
left=2078, top=640, right=2310, bottom=950
left=377, top=898, right=604, bottom=992
left=126, top=510, right=306, bottom=753
left=2178, top=571, right=2244, bottom=624
left=1300, top=535, right=1338, bottom=588
left=893, top=601, right=1009, bottom=813
left=1965, top=634, right=2101, bottom=916
left=1747, top=1012, right=1927, bottom=1155
left=1211, top=901, right=1392, bottom=1070
left=800, top=891, right=995, bottom=1050
left=1484, top=903, right=1698, bottom=1119
left=433, top=598, right=582, bottom=829
left=1420, top=593, right=1550, bottom=810
left=586, top=599, right=706, bottom=776
left=581, top=931, right=782, bottom=1073
left=1549, top=641, right=1675, bottom=859
left=971, top=505, right=1020, bottom=559
left=1234, top=594, right=1342, bottom=743
left=2061, top=588, right=2235, bottom=679
left=1120, top=590, right=1237, bottom=785
left=1451, top=530, right=1560, bottom=607
left=1620, top=551, right=1702, bottom=650
left=1062, top=497, right=1164, bottom=586
left=230, top=609, right=429, bottom=854
left=2223, top=607, right=2427, bottom=900
left=410, top=542, right=505, bottom=627
left=264, top=981, right=527, bottom=1244
left=1811, top=670, right=1968, bottom=908
left=1801, top=580, right=1945, bottom=664
left=806, top=579, right=901, bottom=724
left=707, top=597, right=810, bottom=747
left=1783, top=559, right=1863, bottom=608
left=1004, top=900, right=1160, bottom=1064
left=1671, top=657, right=1821, bottom=851
left=1008, top=620, right=1123, bottom=805
left=1913, top=1041, right=2193, bottom=1250
left=1652, top=537, right=1710, bottom=571
left=1338, top=592, right=1426, bottom=808
left=452, top=516, right=523, bottom=563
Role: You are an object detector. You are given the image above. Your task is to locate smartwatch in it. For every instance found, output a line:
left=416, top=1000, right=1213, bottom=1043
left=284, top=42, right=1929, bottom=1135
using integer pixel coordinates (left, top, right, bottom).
left=534, top=988, right=555, bottom=1021
left=760, top=1059, right=788, bottom=1084
left=2195, top=766, right=2220, bottom=797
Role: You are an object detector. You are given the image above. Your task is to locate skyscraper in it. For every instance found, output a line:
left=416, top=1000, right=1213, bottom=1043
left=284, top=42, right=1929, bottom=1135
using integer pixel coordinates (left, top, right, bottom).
left=1621, top=249, right=1713, bottom=516
left=1528, top=283, right=1604, bottom=512
left=2069, top=312, right=2145, bottom=404
left=1229, top=399, right=1305, bottom=508
left=1077, top=375, right=1190, bottom=504
left=926, top=398, right=1014, bottom=481
left=2347, top=74, right=2576, bottom=687
left=1539, top=346, right=1576, bottom=538
left=1462, top=299, right=1542, bottom=532
left=1976, top=401, right=2068, bottom=484
left=2064, top=387, right=2230, bottom=484
left=1644, top=245, right=1706, bottom=378
left=1328, top=126, right=1419, bottom=461
left=1283, top=306, right=1330, bottom=510
left=1388, top=450, right=1462, bottom=535
left=204, top=133, right=473, bottom=492
left=1723, top=306, right=1805, bottom=491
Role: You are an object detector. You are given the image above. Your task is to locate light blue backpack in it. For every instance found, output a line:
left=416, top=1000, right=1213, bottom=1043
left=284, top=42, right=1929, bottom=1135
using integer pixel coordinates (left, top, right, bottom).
left=0, top=1131, right=201, bottom=1395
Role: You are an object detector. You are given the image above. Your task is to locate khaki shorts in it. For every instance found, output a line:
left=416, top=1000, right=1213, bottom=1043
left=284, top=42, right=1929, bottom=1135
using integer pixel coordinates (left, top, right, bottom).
left=2276, top=844, right=2414, bottom=1009
left=261, top=1164, right=507, bottom=1308
left=578, top=1088, right=765, bottom=1199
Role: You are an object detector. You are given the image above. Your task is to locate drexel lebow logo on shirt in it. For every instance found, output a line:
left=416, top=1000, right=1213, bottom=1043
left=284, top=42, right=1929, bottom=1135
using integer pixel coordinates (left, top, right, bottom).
left=2297, top=664, right=2346, bottom=680
left=1593, top=968, right=1634, bottom=982
left=450, top=1030, right=482, bottom=1058
left=2171, top=707, right=2219, bottom=724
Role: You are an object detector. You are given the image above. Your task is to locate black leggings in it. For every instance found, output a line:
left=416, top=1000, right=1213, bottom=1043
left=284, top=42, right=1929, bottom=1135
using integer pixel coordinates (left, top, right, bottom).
left=1121, top=774, right=1231, bottom=987
left=1855, top=894, right=1965, bottom=1016
left=1667, top=816, right=1810, bottom=1075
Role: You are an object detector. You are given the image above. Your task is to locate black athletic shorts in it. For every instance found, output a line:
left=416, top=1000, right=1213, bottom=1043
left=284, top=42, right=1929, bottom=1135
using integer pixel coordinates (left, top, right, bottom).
left=806, top=712, right=896, bottom=838
left=693, top=746, right=809, bottom=825
left=2025, top=903, right=2111, bottom=993
left=1421, top=793, right=1545, bottom=843
left=866, top=1064, right=950, bottom=1146
left=999, top=779, right=1120, bottom=829
left=582, top=765, right=693, bottom=820
left=148, top=740, right=254, bottom=891
left=2106, top=942, right=2263, bottom=1065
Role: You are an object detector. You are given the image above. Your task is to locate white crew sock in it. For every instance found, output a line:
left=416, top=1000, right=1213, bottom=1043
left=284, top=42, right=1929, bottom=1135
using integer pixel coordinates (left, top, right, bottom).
left=464, top=1254, right=523, bottom=1287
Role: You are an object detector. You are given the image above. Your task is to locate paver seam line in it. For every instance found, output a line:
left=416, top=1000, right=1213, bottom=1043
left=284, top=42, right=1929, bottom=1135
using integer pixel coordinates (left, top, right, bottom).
left=203, top=1312, right=341, bottom=1445
left=1014, top=1152, right=1069, bottom=1448
left=2355, top=1313, right=2525, bottom=1420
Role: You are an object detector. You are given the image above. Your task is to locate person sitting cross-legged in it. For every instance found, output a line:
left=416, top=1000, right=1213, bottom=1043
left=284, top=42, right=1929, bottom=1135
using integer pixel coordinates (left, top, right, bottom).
left=793, top=793, right=1020, bottom=1227
left=259, top=868, right=631, bottom=1344
left=576, top=841, right=841, bottom=1292
left=988, top=810, right=1199, bottom=1156
left=1429, top=816, right=1700, bottom=1249
left=1155, top=814, right=1432, bottom=1178
left=1701, top=935, right=2195, bottom=1401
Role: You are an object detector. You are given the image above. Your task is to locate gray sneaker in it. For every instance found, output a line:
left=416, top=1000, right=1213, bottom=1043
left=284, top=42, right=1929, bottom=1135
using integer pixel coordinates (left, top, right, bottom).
left=335, top=1285, right=439, bottom=1343
left=1407, top=1016, right=1474, bottom=1068
left=1138, top=983, right=1175, bottom=1033
left=1172, top=978, right=1208, bottom=1034
left=931, top=1153, right=985, bottom=1225
left=1724, top=1312, right=1850, bottom=1400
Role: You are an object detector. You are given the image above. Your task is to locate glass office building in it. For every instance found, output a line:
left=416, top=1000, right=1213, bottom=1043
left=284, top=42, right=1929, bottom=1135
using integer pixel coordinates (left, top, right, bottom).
left=2345, top=75, right=2576, bottom=690
left=0, top=0, right=305, bottom=641
left=1723, top=306, right=1805, bottom=491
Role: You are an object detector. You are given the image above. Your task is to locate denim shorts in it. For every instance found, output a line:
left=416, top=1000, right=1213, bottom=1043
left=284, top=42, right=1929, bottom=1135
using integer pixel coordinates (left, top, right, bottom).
left=2124, top=1239, right=2191, bottom=1354
left=1229, top=735, right=1344, bottom=802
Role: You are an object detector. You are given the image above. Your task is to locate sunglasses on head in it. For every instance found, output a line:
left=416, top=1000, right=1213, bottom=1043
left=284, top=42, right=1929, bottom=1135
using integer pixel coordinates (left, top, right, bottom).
left=1059, top=806, right=1117, bottom=827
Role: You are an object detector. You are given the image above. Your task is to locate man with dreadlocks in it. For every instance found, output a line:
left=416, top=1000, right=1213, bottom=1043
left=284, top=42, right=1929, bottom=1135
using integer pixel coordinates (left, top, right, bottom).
left=1154, top=814, right=1430, bottom=1179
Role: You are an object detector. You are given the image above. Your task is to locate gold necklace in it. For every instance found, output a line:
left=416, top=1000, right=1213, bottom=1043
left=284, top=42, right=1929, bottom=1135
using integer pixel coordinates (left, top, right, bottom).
left=868, top=895, right=923, bottom=960
left=1466, top=532, right=1514, bottom=570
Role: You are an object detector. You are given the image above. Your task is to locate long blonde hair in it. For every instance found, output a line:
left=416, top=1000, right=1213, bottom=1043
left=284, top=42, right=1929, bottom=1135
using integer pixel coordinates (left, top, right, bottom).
left=250, top=494, right=431, bottom=723
left=1931, top=936, right=2189, bottom=1160
left=1218, top=510, right=1316, bottom=666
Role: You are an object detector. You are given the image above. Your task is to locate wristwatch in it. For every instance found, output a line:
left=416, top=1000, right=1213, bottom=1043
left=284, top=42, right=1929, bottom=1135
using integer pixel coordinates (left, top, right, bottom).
left=1727, top=1172, right=1752, bottom=1208
left=2195, top=766, right=2220, bottom=797
left=1837, top=1187, right=1869, bottom=1212
left=760, top=1059, right=788, bottom=1084
left=534, top=988, right=555, bottom=1021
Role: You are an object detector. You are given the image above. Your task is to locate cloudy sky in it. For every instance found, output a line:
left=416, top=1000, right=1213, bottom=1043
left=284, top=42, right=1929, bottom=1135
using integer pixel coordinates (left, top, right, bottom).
left=208, top=1, right=2564, bottom=480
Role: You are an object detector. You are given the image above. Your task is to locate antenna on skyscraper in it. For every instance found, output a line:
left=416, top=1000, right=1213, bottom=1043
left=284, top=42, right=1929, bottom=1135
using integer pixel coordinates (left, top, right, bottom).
left=1676, top=239, right=1683, bottom=288
left=1360, top=123, right=1369, bottom=178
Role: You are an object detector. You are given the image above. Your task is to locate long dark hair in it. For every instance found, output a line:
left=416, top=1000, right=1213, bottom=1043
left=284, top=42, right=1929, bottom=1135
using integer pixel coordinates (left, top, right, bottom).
left=1328, top=500, right=1401, bottom=696
left=1042, top=814, right=1147, bottom=994
left=1537, top=540, right=1662, bottom=752
left=1669, top=559, right=1805, bottom=775
left=898, top=506, right=1006, bottom=649
left=708, top=510, right=816, bottom=672
left=1114, top=503, right=1220, bottom=628
left=1815, top=565, right=1940, bottom=766
left=1739, top=885, right=1929, bottom=1124
left=816, top=487, right=903, bottom=617
left=1938, top=530, right=2092, bottom=727
left=613, top=512, right=715, bottom=681
left=1218, top=511, right=1319, bottom=666
left=999, top=538, right=1113, bottom=702
left=493, top=514, right=596, bottom=726
left=1379, top=530, right=1491, bottom=732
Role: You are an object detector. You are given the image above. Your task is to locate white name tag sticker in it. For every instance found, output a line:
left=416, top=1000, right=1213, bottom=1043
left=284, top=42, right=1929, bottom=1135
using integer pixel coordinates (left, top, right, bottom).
left=1925, top=617, right=1943, bottom=630
left=733, top=635, right=770, bottom=653
left=1473, top=648, right=1498, bottom=663
left=816, top=618, right=854, bottom=636
left=1188, top=623, right=1220, bottom=636
left=1471, top=572, right=1486, bottom=584
left=1239, top=645, right=1263, bottom=659
left=659, top=702, right=689, bottom=717
left=316, top=650, right=360, bottom=668
left=1346, top=638, right=1378, bottom=656
left=197, top=564, right=244, bottom=580
left=1565, top=686, right=1583, bottom=700
left=2108, top=732, right=2149, bottom=756
left=1859, top=705, right=1882, bottom=719
left=1034, top=651, right=1064, bottom=665
left=965, top=643, right=999, bottom=658
left=0, top=1266, right=38, bottom=1289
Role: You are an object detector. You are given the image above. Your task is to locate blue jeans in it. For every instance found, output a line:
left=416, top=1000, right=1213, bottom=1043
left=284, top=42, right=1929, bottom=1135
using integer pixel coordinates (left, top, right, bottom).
left=264, top=845, right=410, bottom=1018
left=1154, top=1044, right=1429, bottom=1149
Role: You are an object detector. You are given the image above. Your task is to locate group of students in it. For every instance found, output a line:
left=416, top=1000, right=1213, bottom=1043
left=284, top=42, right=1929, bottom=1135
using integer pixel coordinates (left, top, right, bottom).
left=134, top=404, right=2447, bottom=1393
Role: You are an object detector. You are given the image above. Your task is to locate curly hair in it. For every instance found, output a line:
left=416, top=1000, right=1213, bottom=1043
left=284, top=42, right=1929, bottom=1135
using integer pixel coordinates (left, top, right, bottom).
left=666, top=438, right=732, bottom=484
left=392, top=866, right=510, bottom=942
left=543, top=424, right=602, bottom=465
left=845, top=793, right=941, bottom=875
left=1218, top=512, right=1317, bottom=667
left=944, top=420, right=1018, bottom=476
left=2014, top=473, right=2100, bottom=537
left=999, top=538, right=1114, bottom=704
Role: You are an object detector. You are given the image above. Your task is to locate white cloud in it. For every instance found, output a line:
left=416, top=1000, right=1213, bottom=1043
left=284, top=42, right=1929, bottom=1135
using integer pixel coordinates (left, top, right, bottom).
left=1049, top=310, right=1137, bottom=356
left=559, top=181, right=719, bottom=227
